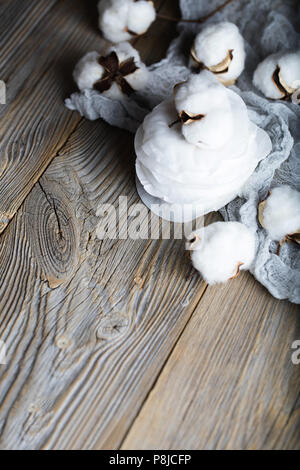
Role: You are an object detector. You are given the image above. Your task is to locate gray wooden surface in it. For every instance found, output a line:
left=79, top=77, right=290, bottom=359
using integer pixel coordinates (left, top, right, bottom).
left=0, top=0, right=299, bottom=450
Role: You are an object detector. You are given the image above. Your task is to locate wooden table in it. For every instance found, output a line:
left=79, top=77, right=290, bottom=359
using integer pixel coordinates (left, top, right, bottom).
left=0, top=0, right=299, bottom=450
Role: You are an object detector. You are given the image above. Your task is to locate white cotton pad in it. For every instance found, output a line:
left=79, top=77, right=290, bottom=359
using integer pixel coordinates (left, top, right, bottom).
left=135, top=71, right=272, bottom=221
left=186, top=221, right=256, bottom=285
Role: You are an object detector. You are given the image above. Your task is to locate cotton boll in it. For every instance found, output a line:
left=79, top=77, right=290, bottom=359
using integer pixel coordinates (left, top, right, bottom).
left=98, top=0, right=156, bottom=43
left=73, top=42, right=149, bottom=100
left=278, top=52, right=300, bottom=92
left=174, top=72, right=234, bottom=149
left=259, top=185, right=300, bottom=242
left=186, top=222, right=256, bottom=285
left=98, top=0, right=130, bottom=43
left=253, top=54, right=283, bottom=99
left=253, top=51, right=300, bottom=100
left=127, top=0, right=156, bottom=36
left=191, top=22, right=246, bottom=85
left=73, top=52, right=105, bottom=92
left=111, top=42, right=149, bottom=93
left=174, top=71, right=227, bottom=115
left=181, top=106, right=234, bottom=149
left=124, top=66, right=149, bottom=93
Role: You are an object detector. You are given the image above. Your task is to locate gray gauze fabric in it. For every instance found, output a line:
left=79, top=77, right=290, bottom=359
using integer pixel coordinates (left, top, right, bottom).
left=65, top=0, right=300, bottom=303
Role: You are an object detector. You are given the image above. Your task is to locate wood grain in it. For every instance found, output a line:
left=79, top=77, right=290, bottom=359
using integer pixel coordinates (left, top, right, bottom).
left=0, top=0, right=209, bottom=450
left=122, top=274, right=300, bottom=450
left=0, top=116, right=210, bottom=449
left=0, top=0, right=299, bottom=451
left=0, top=0, right=98, bottom=233
left=0, top=0, right=179, bottom=234
left=25, top=177, right=80, bottom=288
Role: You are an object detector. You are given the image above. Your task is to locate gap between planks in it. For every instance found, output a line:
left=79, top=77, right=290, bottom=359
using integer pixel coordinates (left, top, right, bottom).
left=118, top=282, right=209, bottom=449
left=0, top=117, right=83, bottom=238
left=0, top=0, right=174, bottom=237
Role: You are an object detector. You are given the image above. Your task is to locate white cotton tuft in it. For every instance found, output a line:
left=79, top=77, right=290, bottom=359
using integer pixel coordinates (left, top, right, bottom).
left=253, top=54, right=282, bottom=99
left=174, top=72, right=234, bottom=149
left=253, top=51, right=300, bottom=100
left=73, top=42, right=149, bottom=100
left=278, top=52, right=300, bottom=91
left=191, top=22, right=246, bottom=85
left=186, top=222, right=256, bottom=285
left=73, top=52, right=105, bottom=92
left=127, top=0, right=156, bottom=36
left=259, top=185, right=300, bottom=241
left=98, top=0, right=156, bottom=43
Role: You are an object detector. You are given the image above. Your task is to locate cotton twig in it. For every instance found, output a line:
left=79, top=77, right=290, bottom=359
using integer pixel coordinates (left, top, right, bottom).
left=157, top=0, right=237, bottom=24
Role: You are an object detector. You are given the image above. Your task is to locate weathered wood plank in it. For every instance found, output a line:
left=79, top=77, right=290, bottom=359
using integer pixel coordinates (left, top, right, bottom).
left=0, top=0, right=58, bottom=68
left=0, top=0, right=211, bottom=450
left=0, top=0, right=178, bottom=235
left=0, top=116, right=211, bottom=449
left=0, top=0, right=100, bottom=233
left=0, top=0, right=298, bottom=452
left=132, top=0, right=182, bottom=65
left=122, top=274, right=300, bottom=450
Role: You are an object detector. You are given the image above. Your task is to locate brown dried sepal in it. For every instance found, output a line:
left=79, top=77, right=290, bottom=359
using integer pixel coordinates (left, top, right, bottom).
left=218, top=77, right=236, bottom=86
left=287, top=231, right=300, bottom=246
left=258, top=199, right=267, bottom=228
left=173, top=81, right=187, bottom=93
left=190, top=45, right=205, bottom=66
left=209, top=49, right=233, bottom=74
left=190, top=46, right=234, bottom=75
left=259, top=196, right=300, bottom=254
left=94, top=51, right=138, bottom=96
left=124, top=26, right=140, bottom=36
left=277, top=230, right=300, bottom=255
left=187, top=232, right=201, bottom=251
left=272, top=66, right=295, bottom=101
left=179, top=110, right=206, bottom=124
left=169, top=110, right=205, bottom=128
left=230, top=261, right=244, bottom=280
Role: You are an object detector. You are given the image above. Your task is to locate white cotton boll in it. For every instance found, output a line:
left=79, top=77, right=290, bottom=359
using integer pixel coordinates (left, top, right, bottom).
left=259, top=186, right=300, bottom=241
left=174, top=71, right=230, bottom=115
left=174, top=72, right=234, bottom=149
left=181, top=107, right=234, bottom=149
left=98, top=0, right=131, bottom=43
left=127, top=0, right=156, bottom=36
left=253, top=53, right=286, bottom=100
left=98, top=0, right=156, bottom=43
left=191, top=22, right=246, bottom=85
left=186, top=222, right=256, bottom=285
left=125, top=66, right=149, bottom=93
left=277, top=52, right=300, bottom=92
left=253, top=51, right=300, bottom=100
left=73, top=42, right=148, bottom=100
left=110, top=42, right=149, bottom=92
left=73, top=52, right=105, bottom=91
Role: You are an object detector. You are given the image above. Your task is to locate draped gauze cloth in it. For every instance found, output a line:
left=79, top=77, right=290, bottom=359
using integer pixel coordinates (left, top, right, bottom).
left=66, top=0, right=300, bottom=303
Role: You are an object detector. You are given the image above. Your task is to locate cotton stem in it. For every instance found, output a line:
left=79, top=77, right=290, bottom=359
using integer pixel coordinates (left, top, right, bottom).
left=157, top=0, right=237, bottom=24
